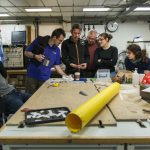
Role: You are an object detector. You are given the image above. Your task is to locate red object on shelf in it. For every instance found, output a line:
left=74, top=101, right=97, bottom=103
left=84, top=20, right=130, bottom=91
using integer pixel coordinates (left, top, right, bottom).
left=142, top=73, right=150, bottom=84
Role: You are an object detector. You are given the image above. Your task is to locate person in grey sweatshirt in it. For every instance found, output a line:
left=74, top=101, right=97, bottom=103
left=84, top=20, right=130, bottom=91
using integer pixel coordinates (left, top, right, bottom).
left=0, top=61, right=31, bottom=123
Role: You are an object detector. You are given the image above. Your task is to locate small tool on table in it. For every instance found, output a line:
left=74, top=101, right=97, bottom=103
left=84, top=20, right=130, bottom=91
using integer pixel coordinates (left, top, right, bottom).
left=142, top=109, right=150, bottom=114
left=21, top=108, right=32, bottom=112
left=18, top=120, right=25, bottom=128
left=79, top=91, right=88, bottom=96
left=47, top=83, right=59, bottom=88
left=98, top=120, right=105, bottom=128
left=136, top=119, right=146, bottom=128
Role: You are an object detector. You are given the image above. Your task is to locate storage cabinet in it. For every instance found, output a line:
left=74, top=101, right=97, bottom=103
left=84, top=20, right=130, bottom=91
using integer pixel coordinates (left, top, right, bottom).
left=3, top=45, right=24, bottom=68
left=7, top=69, right=27, bottom=90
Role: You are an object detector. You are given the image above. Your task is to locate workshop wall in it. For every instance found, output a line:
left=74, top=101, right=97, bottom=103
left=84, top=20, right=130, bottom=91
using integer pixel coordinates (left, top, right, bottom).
left=82, top=21, right=150, bottom=54
left=1, top=21, right=150, bottom=55
left=111, top=21, right=150, bottom=53
left=0, top=25, right=25, bottom=45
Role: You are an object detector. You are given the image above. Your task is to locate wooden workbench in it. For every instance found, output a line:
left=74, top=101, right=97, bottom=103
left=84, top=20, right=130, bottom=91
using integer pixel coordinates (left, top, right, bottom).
left=0, top=79, right=150, bottom=150
left=6, top=81, right=116, bottom=126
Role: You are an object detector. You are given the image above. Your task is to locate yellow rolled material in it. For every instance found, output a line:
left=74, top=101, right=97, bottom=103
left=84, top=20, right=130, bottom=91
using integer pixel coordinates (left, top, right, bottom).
left=65, top=82, right=120, bottom=133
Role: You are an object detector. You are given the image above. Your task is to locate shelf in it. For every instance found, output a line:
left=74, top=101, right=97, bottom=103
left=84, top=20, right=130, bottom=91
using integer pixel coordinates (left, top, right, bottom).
left=127, top=41, right=150, bottom=43
left=7, top=69, right=27, bottom=75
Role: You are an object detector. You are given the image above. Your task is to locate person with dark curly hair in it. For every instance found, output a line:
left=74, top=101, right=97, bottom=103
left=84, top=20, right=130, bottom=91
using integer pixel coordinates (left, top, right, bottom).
left=125, top=44, right=150, bottom=73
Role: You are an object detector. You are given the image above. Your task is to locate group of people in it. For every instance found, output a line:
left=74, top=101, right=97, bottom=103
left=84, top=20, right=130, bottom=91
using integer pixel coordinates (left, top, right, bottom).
left=1, top=23, right=150, bottom=125
left=25, top=23, right=150, bottom=94
left=24, top=24, right=119, bottom=94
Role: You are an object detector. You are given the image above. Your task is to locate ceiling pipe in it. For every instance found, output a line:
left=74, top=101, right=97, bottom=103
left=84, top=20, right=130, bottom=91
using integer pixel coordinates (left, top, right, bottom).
left=116, top=0, right=150, bottom=18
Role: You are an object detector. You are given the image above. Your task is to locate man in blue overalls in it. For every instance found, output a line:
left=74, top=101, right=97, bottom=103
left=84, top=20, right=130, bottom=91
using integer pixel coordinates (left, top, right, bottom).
left=25, top=28, right=66, bottom=94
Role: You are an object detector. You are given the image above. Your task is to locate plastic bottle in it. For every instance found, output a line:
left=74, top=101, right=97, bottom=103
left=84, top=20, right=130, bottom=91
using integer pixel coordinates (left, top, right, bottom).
left=132, top=68, right=139, bottom=85
left=0, top=29, right=4, bottom=62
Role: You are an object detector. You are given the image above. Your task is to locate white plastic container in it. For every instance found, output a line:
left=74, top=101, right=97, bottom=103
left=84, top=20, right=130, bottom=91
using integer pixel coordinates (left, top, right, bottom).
left=96, top=69, right=110, bottom=78
left=96, top=69, right=111, bottom=82
left=132, top=68, right=139, bottom=85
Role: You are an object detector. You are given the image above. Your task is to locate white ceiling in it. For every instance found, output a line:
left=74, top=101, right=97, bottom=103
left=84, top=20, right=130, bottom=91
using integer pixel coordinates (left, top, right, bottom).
left=0, top=0, right=149, bottom=17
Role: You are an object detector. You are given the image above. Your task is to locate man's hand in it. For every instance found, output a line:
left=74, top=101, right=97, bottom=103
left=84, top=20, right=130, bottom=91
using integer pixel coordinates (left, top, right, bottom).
left=70, top=63, right=80, bottom=69
left=34, top=54, right=45, bottom=62
left=80, top=63, right=87, bottom=70
left=62, top=74, right=74, bottom=81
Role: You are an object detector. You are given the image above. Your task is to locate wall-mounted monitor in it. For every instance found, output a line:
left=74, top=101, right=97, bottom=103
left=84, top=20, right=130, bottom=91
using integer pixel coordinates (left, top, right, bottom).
left=11, top=31, right=26, bottom=45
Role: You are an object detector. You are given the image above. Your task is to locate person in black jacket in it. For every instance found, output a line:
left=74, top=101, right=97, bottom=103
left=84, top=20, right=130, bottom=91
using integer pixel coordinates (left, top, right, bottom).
left=94, top=33, right=118, bottom=78
left=61, top=24, right=89, bottom=77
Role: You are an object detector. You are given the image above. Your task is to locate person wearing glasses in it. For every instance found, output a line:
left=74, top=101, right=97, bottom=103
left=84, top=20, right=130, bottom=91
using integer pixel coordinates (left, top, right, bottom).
left=85, top=30, right=99, bottom=78
left=94, top=33, right=118, bottom=78
left=61, top=24, right=89, bottom=77
left=24, top=28, right=66, bottom=94
left=125, top=44, right=150, bottom=73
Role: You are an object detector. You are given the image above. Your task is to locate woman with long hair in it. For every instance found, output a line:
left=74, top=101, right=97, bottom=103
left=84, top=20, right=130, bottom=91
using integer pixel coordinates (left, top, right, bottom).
left=125, top=44, right=150, bottom=73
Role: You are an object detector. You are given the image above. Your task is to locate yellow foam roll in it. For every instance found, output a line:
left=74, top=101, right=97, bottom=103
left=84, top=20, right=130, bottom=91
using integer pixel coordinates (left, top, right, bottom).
left=65, top=82, right=120, bottom=133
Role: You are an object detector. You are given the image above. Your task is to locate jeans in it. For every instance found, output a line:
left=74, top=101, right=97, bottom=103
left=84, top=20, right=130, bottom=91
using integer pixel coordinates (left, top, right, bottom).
left=2, top=89, right=31, bottom=117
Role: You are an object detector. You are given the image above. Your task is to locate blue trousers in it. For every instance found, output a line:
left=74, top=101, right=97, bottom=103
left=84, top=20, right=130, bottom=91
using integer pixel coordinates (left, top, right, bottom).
left=2, top=89, right=31, bottom=117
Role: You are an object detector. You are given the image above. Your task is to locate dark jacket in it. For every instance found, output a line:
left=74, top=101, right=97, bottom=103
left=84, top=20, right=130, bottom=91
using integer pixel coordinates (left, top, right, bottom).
left=26, top=35, right=50, bottom=66
left=61, top=36, right=89, bottom=74
left=125, top=57, right=150, bottom=73
left=94, top=46, right=118, bottom=72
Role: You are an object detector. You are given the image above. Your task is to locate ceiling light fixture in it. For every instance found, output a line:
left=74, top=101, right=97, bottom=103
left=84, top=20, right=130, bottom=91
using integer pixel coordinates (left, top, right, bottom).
left=0, top=14, right=9, bottom=17
left=83, top=8, right=110, bottom=12
left=25, top=8, right=52, bottom=12
left=134, top=7, right=150, bottom=11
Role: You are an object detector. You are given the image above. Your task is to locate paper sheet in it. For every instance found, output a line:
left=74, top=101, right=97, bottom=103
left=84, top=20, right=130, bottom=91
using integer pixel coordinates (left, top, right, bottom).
left=142, top=87, right=150, bottom=93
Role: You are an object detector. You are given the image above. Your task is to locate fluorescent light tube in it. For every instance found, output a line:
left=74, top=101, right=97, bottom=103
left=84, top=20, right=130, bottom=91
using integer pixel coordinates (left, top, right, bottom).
left=83, top=8, right=110, bottom=11
left=0, top=14, right=9, bottom=17
left=25, top=8, right=52, bottom=12
left=134, top=7, right=150, bottom=11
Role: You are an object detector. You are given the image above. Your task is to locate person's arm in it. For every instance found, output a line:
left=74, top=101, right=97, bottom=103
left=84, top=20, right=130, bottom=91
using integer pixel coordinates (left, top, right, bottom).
left=24, top=39, right=45, bottom=62
left=24, top=51, right=45, bottom=62
left=54, top=48, right=66, bottom=76
left=0, top=61, right=7, bottom=78
left=54, top=65, right=66, bottom=76
left=100, top=47, right=118, bottom=67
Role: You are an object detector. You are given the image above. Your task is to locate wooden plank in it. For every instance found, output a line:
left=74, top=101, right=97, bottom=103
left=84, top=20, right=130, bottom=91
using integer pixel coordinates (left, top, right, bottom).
left=7, top=69, right=27, bottom=74
left=108, top=86, right=150, bottom=121
left=26, top=25, right=31, bottom=44
left=6, top=82, right=116, bottom=126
